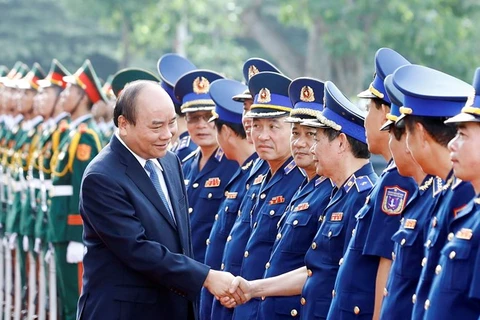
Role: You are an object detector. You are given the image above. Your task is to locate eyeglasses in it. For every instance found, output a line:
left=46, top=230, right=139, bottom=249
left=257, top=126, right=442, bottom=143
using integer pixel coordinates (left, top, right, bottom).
left=185, top=113, right=212, bottom=124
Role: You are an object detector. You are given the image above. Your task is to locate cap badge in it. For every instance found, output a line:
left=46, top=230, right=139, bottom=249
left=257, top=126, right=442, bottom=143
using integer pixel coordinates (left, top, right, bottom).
left=300, top=86, right=315, bottom=102
left=258, top=88, right=271, bottom=103
left=248, top=65, right=259, bottom=79
left=193, top=76, right=210, bottom=94
left=465, top=90, right=476, bottom=107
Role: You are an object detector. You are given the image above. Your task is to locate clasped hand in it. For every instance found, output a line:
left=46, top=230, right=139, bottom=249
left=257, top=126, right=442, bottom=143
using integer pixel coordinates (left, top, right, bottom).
left=204, top=271, right=252, bottom=308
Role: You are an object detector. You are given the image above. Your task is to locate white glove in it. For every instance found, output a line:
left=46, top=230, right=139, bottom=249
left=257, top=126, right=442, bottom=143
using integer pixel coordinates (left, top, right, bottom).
left=44, top=249, right=52, bottom=263
left=8, top=233, right=17, bottom=250
left=34, top=238, right=41, bottom=254
left=22, top=235, right=29, bottom=252
left=2, top=237, right=7, bottom=248
left=66, top=241, right=85, bottom=264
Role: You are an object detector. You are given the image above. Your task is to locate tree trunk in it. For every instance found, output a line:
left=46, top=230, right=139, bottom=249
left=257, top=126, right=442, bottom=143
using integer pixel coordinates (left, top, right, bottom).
left=120, top=17, right=131, bottom=68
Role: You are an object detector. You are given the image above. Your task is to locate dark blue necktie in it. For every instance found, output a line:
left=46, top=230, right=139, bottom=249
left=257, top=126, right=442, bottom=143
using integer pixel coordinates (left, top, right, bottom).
left=145, top=160, right=175, bottom=223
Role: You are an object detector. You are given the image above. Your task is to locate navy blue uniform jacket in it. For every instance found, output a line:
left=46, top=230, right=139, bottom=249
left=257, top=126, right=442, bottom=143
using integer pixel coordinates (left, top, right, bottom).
left=76, top=135, right=210, bottom=320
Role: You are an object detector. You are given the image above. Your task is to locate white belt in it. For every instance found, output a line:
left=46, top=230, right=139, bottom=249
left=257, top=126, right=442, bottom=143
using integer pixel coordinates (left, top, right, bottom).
left=49, top=185, right=73, bottom=197
left=10, top=181, right=26, bottom=192
left=43, top=179, right=52, bottom=189
left=30, top=179, right=41, bottom=189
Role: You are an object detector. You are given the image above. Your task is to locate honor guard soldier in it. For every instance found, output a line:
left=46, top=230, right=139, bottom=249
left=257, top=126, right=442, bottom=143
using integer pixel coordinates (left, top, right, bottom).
left=232, top=71, right=304, bottom=320
left=211, top=59, right=281, bottom=320
left=34, top=59, right=71, bottom=320
left=48, top=60, right=105, bottom=320
left=157, top=53, right=198, bottom=161
left=255, top=78, right=335, bottom=319
left=379, top=75, right=438, bottom=319
left=424, top=67, right=480, bottom=320
left=16, top=63, right=47, bottom=319
left=174, top=69, right=238, bottom=263
left=327, top=48, right=418, bottom=320
left=391, top=65, right=475, bottom=319
left=199, top=79, right=258, bottom=320
left=93, top=75, right=116, bottom=147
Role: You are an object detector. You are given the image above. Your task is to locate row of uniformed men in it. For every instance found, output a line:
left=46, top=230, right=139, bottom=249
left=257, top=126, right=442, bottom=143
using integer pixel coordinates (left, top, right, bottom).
left=154, top=50, right=480, bottom=320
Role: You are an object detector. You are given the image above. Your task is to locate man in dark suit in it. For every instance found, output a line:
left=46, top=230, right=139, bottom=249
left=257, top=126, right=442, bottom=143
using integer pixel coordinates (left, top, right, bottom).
left=76, top=80, right=240, bottom=320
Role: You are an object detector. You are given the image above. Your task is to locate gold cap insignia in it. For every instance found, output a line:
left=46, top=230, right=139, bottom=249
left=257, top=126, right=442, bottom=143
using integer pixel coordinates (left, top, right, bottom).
left=300, top=86, right=315, bottom=102
left=193, top=76, right=210, bottom=94
left=248, top=65, right=259, bottom=79
left=465, top=90, right=476, bottom=107
left=257, top=88, right=271, bottom=103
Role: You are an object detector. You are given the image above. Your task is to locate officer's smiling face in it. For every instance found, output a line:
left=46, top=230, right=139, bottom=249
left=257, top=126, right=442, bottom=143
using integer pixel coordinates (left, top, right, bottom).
left=118, top=83, right=177, bottom=159
left=448, top=122, right=480, bottom=188
left=185, top=110, right=218, bottom=149
left=251, top=116, right=291, bottom=169
left=290, top=123, right=316, bottom=176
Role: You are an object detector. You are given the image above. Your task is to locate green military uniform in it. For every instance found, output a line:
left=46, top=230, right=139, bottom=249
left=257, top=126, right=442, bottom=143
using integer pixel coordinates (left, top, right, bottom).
left=47, top=60, right=105, bottom=320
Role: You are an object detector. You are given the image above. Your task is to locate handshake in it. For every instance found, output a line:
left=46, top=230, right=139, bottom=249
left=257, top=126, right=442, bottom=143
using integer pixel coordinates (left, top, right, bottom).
left=203, top=270, right=254, bottom=308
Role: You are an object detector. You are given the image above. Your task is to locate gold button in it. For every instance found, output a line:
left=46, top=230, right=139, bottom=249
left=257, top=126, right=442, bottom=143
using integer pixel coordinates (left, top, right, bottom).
left=319, top=216, right=324, bottom=222
left=300, top=297, right=306, bottom=305
left=265, top=262, right=270, bottom=269
left=449, top=251, right=456, bottom=259
left=208, top=193, right=213, bottom=199
left=354, top=306, right=360, bottom=315
left=253, top=222, right=258, bottom=228
left=293, top=220, right=298, bottom=226
left=311, top=242, right=317, bottom=250
left=188, top=208, right=193, bottom=214
left=290, top=309, right=298, bottom=317
left=401, top=238, right=406, bottom=245
left=307, top=269, right=312, bottom=277
left=392, top=252, right=396, bottom=261
left=328, top=230, right=333, bottom=237
left=215, top=214, right=219, bottom=220
left=246, top=184, right=250, bottom=190
left=383, top=288, right=388, bottom=296
left=206, top=239, right=210, bottom=245
left=435, top=264, right=442, bottom=275
left=448, top=232, right=454, bottom=241
left=269, top=210, right=275, bottom=216
left=193, top=183, right=199, bottom=188
left=276, top=233, right=282, bottom=240
left=421, top=257, right=427, bottom=267
left=412, top=294, right=417, bottom=304
left=426, top=239, right=432, bottom=248
left=424, top=299, right=430, bottom=310
left=260, top=193, right=266, bottom=199
left=338, top=258, right=344, bottom=266
left=261, top=296, right=265, bottom=301
left=244, top=251, right=249, bottom=258
left=225, top=206, right=229, bottom=212
left=432, top=217, right=437, bottom=227
left=227, top=235, right=232, bottom=242
left=251, top=193, right=256, bottom=200
left=352, top=228, right=356, bottom=236
left=221, top=263, right=225, bottom=270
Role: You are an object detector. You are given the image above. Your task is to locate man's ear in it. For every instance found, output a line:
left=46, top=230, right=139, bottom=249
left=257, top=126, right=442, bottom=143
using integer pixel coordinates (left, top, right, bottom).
left=117, top=115, right=128, bottom=136
left=337, top=132, right=349, bottom=154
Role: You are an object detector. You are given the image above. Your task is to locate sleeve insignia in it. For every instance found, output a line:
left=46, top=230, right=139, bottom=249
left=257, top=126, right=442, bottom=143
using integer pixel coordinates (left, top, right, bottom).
left=381, top=186, right=408, bottom=215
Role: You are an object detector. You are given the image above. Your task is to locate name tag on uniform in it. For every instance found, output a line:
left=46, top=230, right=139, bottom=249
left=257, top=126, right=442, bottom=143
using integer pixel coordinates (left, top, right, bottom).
left=456, top=228, right=473, bottom=240
left=331, top=212, right=343, bottom=221
left=269, top=196, right=285, bottom=205
left=225, top=192, right=238, bottom=199
left=404, top=219, right=417, bottom=229
left=205, top=177, right=221, bottom=187
left=294, top=203, right=309, bottom=211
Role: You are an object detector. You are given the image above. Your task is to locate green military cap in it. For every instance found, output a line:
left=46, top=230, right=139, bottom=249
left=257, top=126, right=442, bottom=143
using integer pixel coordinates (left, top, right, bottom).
left=63, top=59, right=107, bottom=104
left=1, top=61, right=29, bottom=86
left=16, top=62, right=46, bottom=91
left=111, top=68, right=160, bottom=97
left=0, top=66, right=8, bottom=78
left=38, top=59, right=71, bottom=89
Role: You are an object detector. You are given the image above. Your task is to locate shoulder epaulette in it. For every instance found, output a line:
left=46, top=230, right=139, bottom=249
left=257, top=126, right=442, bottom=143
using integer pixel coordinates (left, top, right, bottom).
left=177, top=135, right=191, bottom=151
left=355, top=175, right=374, bottom=193
left=215, top=148, right=225, bottom=161
left=284, top=159, right=297, bottom=175
left=182, top=147, right=200, bottom=163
